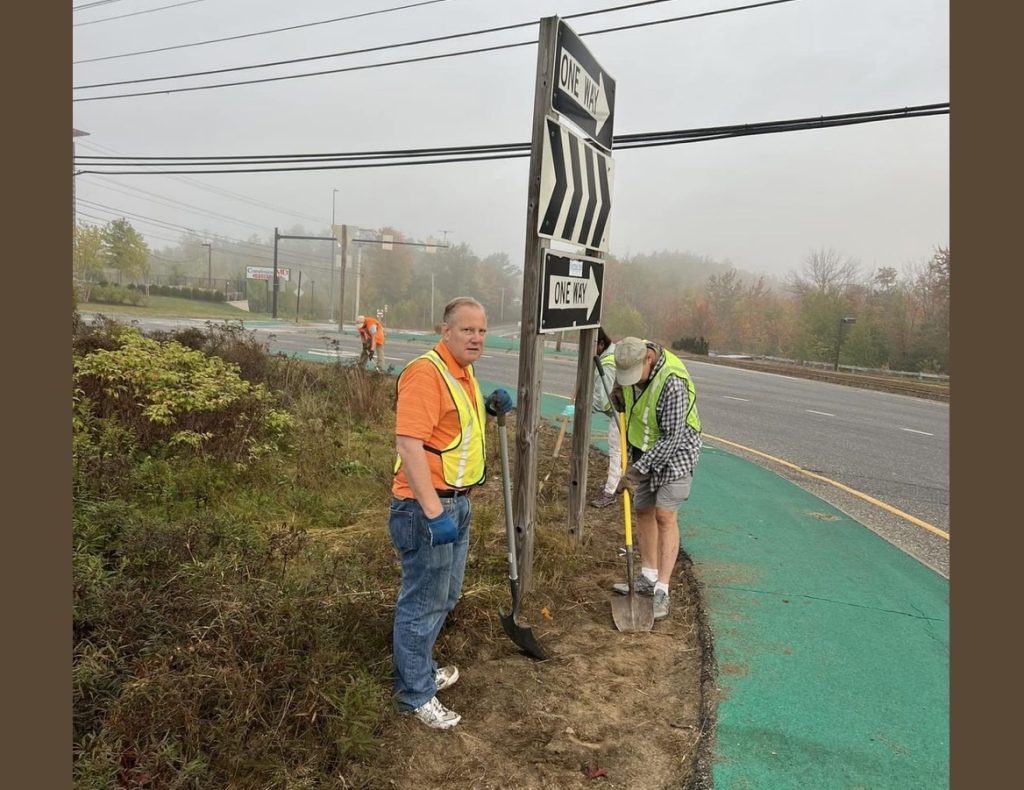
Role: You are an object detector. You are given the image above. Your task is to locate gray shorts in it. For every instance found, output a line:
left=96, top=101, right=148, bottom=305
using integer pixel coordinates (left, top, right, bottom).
left=632, top=470, right=693, bottom=512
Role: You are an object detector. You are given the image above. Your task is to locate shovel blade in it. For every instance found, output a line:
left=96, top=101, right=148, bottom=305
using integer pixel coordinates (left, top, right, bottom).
left=611, top=593, right=655, bottom=632
left=499, top=608, right=549, bottom=660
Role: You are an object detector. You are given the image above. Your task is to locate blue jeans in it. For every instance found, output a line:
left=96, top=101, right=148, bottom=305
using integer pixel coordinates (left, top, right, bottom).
left=389, top=494, right=471, bottom=711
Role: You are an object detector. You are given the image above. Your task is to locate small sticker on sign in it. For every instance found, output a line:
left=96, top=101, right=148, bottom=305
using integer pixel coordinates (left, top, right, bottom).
left=569, top=259, right=583, bottom=276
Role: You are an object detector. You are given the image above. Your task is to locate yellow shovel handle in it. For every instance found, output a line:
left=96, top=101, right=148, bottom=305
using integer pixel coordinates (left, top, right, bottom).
left=619, top=410, right=633, bottom=548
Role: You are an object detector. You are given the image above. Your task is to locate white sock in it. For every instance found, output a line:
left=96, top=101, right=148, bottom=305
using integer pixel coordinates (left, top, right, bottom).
left=654, top=582, right=669, bottom=596
left=641, top=567, right=658, bottom=583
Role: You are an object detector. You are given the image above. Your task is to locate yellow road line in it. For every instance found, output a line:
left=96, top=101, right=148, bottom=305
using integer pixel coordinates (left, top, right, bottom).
left=704, top=434, right=950, bottom=541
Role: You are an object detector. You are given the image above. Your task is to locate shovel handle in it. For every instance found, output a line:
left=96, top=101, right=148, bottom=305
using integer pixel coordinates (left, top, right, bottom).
left=619, top=410, right=633, bottom=550
left=496, top=413, right=519, bottom=584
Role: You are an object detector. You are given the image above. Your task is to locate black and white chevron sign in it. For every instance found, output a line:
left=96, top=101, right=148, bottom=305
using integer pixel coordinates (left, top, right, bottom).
left=538, top=117, right=614, bottom=252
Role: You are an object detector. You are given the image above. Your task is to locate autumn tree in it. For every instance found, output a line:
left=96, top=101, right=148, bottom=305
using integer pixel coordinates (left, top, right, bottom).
left=102, top=218, right=150, bottom=284
left=73, top=223, right=105, bottom=301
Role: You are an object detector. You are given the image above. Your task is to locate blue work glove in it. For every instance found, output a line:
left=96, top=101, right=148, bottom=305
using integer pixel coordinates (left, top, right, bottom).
left=425, top=511, right=458, bottom=546
left=486, top=388, right=514, bottom=416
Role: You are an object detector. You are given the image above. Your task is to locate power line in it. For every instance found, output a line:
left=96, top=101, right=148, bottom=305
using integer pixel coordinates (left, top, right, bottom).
left=73, top=0, right=131, bottom=10
left=73, top=0, right=689, bottom=88
left=73, top=0, right=797, bottom=100
left=74, top=0, right=456, bottom=64
left=79, top=139, right=331, bottom=224
left=74, top=103, right=949, bottom=175
left=74, top=0, right=210, bottom=28
left=77, top=199, right=343, bottom=269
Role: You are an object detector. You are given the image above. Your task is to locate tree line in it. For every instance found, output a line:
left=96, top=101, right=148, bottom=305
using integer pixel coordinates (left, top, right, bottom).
left=73, top=218, right=949, bottom=374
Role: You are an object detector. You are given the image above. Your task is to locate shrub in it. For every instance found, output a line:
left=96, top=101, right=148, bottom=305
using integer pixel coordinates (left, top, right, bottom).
left=73, top=327, right=294, bottom=462
left=672, top=335, right=710, bottom=355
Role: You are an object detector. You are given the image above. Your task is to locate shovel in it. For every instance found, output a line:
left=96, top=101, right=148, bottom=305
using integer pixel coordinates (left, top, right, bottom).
left=594, top=356, right=654, bottom=633
left=496, top=411, right=550, bottom=660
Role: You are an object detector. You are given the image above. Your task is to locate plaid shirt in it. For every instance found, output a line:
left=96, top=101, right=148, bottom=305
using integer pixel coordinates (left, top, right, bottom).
left=628, top=348, right=702, bottom=486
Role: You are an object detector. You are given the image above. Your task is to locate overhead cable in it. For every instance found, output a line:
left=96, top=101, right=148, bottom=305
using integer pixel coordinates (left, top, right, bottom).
left=73, top=0, right=798, bottom=100
left=75, top=0, right=456, bottom=63
left=75, top=103, right=949, bottom=175
left=74, top=0, right=210, bottom=28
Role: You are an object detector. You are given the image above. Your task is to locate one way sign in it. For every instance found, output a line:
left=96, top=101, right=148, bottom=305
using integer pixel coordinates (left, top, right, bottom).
left=551, top=19, right=616, bottom=150
left=539, top=250, right=604, bottom=333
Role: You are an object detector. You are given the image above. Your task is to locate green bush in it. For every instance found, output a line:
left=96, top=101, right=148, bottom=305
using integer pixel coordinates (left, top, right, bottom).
left=89, top=283, right=146, bottom=306
left=671, top=335, right=710, bottom=355
left=73, top=327, right=293, bottom=461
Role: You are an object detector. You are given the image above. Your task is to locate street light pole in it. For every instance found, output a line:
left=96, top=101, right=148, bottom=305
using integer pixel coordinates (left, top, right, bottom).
left=834, top=316, right=856, bottom=371
left=202, top=242, right=212, bottom=287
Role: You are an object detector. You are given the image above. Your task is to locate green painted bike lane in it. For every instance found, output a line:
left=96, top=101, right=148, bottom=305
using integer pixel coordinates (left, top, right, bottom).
left=685, top=444, right=948, bottom=789
left=280, top=328, right=949, bottom=787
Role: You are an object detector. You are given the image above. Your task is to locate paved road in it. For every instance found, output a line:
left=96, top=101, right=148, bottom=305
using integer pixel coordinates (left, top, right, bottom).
left=92, top=315, right=949, bottom=577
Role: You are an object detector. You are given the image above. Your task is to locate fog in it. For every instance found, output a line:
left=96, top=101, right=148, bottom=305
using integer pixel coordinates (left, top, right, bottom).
left=73, top=0, right=949, bottom=279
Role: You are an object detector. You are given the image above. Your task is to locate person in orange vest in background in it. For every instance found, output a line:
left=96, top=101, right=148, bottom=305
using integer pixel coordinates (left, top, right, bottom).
left=356, top=314, right=386, bottom=370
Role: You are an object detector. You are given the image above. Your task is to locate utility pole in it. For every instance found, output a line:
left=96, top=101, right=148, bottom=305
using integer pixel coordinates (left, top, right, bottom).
left=338, top=224, right=347, bottom=333
left=272, top=228, right=280, bottom=318
left=72, top=129, right=89, bottom=228
left=834, top=316, right=856, bottom=371
left=330, top=189, right=338, bottom=322
left=439, top=229, right=454, bottom=247
left=202, top=242, right=212, bottom=287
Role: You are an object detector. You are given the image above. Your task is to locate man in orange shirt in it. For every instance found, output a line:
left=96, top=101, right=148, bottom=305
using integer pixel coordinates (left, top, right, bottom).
left=390, top=296, right=512, bottom=729
left=356, top=314, right=385, bottom=370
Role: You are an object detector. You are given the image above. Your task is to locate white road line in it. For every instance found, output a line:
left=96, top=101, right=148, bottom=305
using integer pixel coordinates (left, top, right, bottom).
left=805, top=409, right=835, bottom=417
left=723, top=396, right=749, bottom=402
left=900, top=427, right=934, bottom=436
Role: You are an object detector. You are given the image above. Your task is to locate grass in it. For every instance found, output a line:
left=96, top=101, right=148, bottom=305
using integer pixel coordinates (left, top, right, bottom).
left=72, top=315, right=408, bottom=788
left=78, top=294, right=257, bottom=320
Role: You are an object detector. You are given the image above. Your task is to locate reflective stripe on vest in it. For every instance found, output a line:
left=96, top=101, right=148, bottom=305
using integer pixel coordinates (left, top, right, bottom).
left=623, top=347, right=701, bottom=452
left=393, top=349, right=487, bottom=488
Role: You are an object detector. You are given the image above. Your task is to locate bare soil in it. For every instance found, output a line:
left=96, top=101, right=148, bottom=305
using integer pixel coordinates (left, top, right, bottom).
left=362, top=419, right=714, bottom=790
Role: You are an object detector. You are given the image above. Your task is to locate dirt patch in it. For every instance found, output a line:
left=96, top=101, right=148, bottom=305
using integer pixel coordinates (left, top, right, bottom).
left=362, top=420, right=716, bottom=790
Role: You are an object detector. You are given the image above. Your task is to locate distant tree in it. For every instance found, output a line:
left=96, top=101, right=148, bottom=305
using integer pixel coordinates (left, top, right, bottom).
left=73, top=223, right=105, bottom=301
left=909, top=246, right=950, bottom=372
left=787, top=247, right=860, bottom=296
left=102, top=218, right=149, bottom=284
left=705, top=268, right=744, bottom=350
left=602, top=303, right=647, bottom=339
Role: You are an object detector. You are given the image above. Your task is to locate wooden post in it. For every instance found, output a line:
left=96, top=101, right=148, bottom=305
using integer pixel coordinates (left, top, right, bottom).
left=568, top=327, right=597, bottom=541
left=512, top=16, right=559, bottom=595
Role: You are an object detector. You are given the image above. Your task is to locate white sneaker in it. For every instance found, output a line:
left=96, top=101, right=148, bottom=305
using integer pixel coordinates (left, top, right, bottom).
left=435, top=665, right=459, bottom=692
left=410, top=696, right=461, bottom=729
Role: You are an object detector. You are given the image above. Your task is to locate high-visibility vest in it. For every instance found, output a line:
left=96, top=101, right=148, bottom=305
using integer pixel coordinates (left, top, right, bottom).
left=623, top=345, right=701, bottom=452
left=594, top=345, right=617, bottom=414
left=393, top=349, right=487, bottom=488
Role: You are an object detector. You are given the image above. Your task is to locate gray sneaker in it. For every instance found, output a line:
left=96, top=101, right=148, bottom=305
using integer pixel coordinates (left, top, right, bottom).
left=435, top=665, right=459, bottom=692
left=409, top=696, right=461, bottom=729
left=589, top=491, right=617, bottom=508
left=611, top=575, right=655, bottom=596
left=653, top=590, right=670, bottom=620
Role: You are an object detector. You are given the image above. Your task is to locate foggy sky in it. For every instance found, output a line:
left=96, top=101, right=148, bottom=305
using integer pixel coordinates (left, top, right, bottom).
left=72, top=0, right=949, bottom=280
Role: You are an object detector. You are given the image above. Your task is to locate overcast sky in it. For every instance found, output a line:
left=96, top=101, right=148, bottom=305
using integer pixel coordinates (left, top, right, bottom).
left=72, top=0, right=949, bottom=280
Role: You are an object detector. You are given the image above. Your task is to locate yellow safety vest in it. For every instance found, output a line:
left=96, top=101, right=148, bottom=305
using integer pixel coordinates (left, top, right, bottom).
left=623, top=346, right=701, bottom=452
left=394, top=349, right=487, bottom=488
